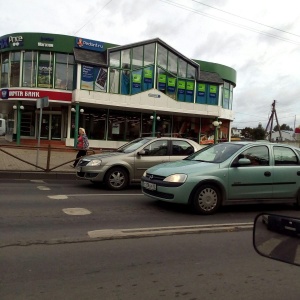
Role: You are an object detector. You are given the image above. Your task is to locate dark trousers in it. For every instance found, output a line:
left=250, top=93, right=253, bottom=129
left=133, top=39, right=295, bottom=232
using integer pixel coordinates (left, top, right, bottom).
left=73, top=150, right=87, bottom=167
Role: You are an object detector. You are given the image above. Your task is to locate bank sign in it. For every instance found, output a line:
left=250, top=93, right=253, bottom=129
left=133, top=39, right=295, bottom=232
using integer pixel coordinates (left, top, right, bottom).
left=76, top=37, right=105, bottom=52
left=0, top=35, right=24, bottom=49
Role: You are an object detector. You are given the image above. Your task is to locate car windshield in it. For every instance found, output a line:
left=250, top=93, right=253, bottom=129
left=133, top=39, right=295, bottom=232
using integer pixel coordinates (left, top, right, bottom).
left=186, top=143, right=245, bottom=163
left=116, top=138, right=152, bottom=153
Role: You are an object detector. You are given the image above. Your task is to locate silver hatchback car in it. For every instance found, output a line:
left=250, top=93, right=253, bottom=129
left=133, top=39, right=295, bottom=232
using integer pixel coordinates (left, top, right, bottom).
left=76, top=137, right=203, bottom=190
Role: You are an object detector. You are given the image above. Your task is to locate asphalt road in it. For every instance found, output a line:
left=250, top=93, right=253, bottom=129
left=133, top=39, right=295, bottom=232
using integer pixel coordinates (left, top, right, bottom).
left=1, top=179, right=300, bottom=299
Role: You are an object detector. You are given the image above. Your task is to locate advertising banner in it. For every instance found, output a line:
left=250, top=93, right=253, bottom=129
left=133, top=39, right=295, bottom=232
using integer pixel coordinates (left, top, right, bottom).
left=167, top=77, right=176, bottom=93
left=186, top=81, right=194, bottom=95
left=132, top=73, right=141, bottom=88
left=158, top=74, right=166, bottom=90
left=178, top=80, right=185, bottom=94
left=144, top=69, right=153, bottom=84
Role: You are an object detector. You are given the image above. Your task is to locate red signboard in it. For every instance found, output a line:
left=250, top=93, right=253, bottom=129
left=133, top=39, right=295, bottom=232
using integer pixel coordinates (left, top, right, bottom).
left=0, top=88, right=72, bottom=102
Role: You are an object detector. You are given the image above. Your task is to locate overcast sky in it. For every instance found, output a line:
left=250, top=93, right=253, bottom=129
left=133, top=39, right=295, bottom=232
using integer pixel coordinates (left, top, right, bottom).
left=1, top=0, right=299, bottom=130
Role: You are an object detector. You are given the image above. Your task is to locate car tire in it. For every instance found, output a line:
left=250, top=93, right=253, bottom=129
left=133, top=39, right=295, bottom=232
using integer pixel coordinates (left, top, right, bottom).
left=192, top=184, right=221, bottom=215
left=105, top=167, right=129, bottom=190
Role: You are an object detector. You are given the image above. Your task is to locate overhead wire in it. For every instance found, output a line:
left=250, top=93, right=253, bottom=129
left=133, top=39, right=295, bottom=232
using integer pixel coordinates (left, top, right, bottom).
left=160, top=0, right=300, bottom=46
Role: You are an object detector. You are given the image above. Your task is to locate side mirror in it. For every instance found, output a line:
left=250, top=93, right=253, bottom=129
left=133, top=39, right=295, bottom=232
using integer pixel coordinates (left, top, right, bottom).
left=238, top=158, right=251, bottom=165
left=253, top=213, right=300, bottom=266
left=137, top=149, right=146, bottom=156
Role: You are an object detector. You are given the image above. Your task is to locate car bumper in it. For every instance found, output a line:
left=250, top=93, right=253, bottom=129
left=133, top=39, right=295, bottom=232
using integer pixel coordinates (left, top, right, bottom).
left=141, top=177, right=193, bottom=204
left=75, top=166, right=107, bottom=182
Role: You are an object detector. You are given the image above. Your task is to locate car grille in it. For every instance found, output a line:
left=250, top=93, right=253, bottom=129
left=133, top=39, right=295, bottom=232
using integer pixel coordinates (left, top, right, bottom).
left=144, top=173, right=166, bottom=181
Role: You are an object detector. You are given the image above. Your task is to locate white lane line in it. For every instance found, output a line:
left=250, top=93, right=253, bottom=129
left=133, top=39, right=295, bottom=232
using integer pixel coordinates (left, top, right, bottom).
left=88, top=223, right=254, bottom=239
left=31, top=180, right=45, bottom=183
left=63, top=208, right=91, bottom=215
left=48, top=194, right=143, bottom=199
left=37, top=186, right=51, bottom=191
left=48, top=195, right=68, bottom=199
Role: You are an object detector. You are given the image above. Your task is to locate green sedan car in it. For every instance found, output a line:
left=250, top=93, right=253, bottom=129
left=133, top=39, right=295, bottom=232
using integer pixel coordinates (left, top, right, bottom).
left=141, top=141, right=300, bottom=215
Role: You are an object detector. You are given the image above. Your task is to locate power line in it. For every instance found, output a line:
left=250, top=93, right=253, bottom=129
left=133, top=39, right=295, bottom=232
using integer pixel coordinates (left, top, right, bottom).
left=160, top=0, right=300, bottom=46
left=73, top=0, right=114, bottom=35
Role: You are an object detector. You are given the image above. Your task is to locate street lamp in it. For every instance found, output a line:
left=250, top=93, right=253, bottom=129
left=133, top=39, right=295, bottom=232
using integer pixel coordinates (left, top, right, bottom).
left=13, top=103, right=24, bottom=145
left=150, top=113, right=160, bottom=137
left=212, top=119, right=222, bottom=144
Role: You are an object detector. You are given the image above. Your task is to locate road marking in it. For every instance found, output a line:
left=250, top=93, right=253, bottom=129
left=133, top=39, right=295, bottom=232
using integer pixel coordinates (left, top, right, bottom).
left=37, top=186, right=50, bottom=191
left=48, top=193, right=143, bottom=199
left=48, top=195, right=68, bottom=199
left=88, top=223, right=253, bottom=239
left=31, top=180, right=45, bottom=183
left=63, top=208, right=91, bottom=215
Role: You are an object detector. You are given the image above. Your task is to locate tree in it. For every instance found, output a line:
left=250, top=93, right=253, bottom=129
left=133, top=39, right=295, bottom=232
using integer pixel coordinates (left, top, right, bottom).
left=241, top=126, right=266, bottom=140
left=273, top=124, right=293, bottom=131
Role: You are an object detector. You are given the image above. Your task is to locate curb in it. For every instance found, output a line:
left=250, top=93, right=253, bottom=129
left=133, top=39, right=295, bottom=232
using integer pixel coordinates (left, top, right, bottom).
left=0, top=171, right=77, bottom=180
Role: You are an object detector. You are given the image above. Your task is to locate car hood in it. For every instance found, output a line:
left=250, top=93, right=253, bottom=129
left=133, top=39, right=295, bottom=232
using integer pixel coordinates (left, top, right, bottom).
left=146, top=159, right=219, bottom=176
left=82, top=151, right=127, bottom=161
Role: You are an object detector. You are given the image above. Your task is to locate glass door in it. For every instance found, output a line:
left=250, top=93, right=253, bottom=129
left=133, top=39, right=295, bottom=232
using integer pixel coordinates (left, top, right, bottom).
left=51, top=115, right=61, bottom=140
left=40, top=114, right=50, bottom=139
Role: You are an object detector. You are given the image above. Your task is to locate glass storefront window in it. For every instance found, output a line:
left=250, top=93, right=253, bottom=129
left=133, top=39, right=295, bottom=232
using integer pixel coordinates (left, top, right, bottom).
left=178, top=58, right=187, bottom=78
left=109, top=68, right=120, bottom=94
left=121, top=49, right=131, bottom=69
left=157, top=67, right=167, bottom=94
left=121, top=69, right=130, bottom=95
left=132, top=46, right=143, bottom=69
left=37, top=52, right=53, bottom=88
left=23, top=51, right=37, bottom=87
left=157, top=44, right=167, bottom=69
left=110, top=51, right=120, bottom=68
left=173, top=116, right=200, bottom=142
left=1, top=52, right=9, bottom=88
left=144, top=43, right=155, bottom=66
left=55, top=53, right=74, bottom=90
left=187, top=64, right=196, bottom=79
left=168, top=51, right=177, bottom=75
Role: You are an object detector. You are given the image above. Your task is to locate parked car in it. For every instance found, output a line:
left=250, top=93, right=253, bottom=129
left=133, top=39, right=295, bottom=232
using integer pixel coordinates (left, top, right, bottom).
left=141, top=141, right=300, bottom=214
left=253, top=213, right=300, bottom=266
left=76, top=137, right=203, bottom=190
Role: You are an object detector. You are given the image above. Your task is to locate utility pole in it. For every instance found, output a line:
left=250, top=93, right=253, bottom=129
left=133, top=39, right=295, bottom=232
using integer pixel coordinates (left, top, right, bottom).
left=265, top=100, right=282, bottom=142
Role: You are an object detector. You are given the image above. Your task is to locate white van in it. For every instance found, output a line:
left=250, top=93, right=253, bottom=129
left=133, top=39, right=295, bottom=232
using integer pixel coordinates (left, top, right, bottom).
left=0, top=118, right=6, bottom=136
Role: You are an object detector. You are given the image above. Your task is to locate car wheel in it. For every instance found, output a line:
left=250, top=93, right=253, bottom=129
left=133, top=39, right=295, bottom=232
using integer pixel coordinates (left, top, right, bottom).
left=192, top=184, right=221, bottom=215
left=105, top=167, right=129, bottom=190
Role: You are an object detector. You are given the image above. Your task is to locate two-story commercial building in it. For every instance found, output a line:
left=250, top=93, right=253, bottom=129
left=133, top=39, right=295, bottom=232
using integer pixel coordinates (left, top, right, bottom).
left=0, top=32, right=237, bottom=148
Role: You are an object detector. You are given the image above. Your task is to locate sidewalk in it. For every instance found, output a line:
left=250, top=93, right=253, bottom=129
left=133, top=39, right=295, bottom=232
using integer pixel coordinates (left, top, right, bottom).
left=0, top=137, right=89, bottom=180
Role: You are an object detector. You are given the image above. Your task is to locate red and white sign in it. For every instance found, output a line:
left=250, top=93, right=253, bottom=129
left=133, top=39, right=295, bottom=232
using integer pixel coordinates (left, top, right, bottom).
left=0, top=88, right=72, bottom=102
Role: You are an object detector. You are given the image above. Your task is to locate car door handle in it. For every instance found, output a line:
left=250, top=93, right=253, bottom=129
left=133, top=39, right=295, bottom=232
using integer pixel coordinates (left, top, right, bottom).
left=264, top=171, right=271, bottom=177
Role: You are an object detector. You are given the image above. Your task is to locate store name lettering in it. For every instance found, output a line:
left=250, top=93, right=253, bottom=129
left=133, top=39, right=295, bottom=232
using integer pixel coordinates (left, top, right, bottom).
left=38, top=42, right=54, bottom=48
left=9, top=91, right=40, bottom=97
left=0, top=35, right=23, bottom=48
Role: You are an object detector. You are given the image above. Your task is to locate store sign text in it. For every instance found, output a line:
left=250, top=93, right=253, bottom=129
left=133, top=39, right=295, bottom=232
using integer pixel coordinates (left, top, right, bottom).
left=0, top=35, right=24, bottom=49
left=38, top=42, right=54, bottom=48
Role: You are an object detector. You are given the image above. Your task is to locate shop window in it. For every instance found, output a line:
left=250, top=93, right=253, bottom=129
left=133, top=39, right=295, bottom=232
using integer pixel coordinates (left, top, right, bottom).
left=132, top=69, right=142, bottom=95
left=121, top=69, right=130, bottom=95
left=143, top=66, right=154, bottom=91
left=144, top=43, right=155, bottom=66
left=157, top=44, right=167, bottom=69
left=1, top=52, right=9, bottom=88
left=196, top=83, right=206, bottom=104
left=110, top=51, right=120, bottom=68
left=121, top=49, right=131, bottom=69
left=109, top=68, right=120, bottom=94
left=208, top=85, right=218, bottom=105
left=132, top=46, right=143, bottom=69
left=223, top=88, right=230, bottom=109
left=187, top=64, right=196, bottom=79
left=54, top=53, right=74, bottom=90
left=168, top=51, right=177, bottom=76
left=178, top=58, right=187, bottom=78
left=157, top=68, right=167, bottom=94
left=81, top=64, right=107, bottom=92
left=172, top=116, right=200, bottom=142
left=10, top=52, right=20, bottom=87
left=22, top=51, right=37, bottom=87
left=37, top=52, right=53, bottom=88
left=167, top=76, right=176, bottom=99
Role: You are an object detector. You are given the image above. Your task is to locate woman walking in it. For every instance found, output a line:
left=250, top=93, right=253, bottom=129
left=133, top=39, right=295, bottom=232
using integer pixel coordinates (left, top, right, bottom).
left=72, top=127, right=89, bottom=167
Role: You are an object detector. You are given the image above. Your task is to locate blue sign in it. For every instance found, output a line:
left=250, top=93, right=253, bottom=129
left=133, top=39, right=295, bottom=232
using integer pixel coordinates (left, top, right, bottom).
left=76, top=37, right=104, bottom=52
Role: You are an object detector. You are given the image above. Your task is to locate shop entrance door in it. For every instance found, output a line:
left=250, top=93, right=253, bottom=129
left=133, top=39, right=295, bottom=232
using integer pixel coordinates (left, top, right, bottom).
left=38, top=113, right=62, bottom=140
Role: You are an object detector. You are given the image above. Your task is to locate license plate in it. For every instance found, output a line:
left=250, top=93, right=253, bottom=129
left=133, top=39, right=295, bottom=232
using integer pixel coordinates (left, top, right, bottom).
left=143, top=181, right=156, bottom=191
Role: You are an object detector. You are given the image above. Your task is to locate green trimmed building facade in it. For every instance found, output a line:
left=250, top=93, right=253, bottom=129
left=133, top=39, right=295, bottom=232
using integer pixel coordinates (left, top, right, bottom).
left=0, top=32, right=236, bottom=148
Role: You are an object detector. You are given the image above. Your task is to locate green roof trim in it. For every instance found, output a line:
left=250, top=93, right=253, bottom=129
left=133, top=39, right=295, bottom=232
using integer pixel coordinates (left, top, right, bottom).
left=193, top=59, right=237, bottom=86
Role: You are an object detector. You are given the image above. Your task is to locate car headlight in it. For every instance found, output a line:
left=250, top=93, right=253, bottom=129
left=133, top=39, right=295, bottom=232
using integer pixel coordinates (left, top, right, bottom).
left=143, top=171, right=147, bottom=177
left=163, top=174, right=187, bottom=183
left=86, top=159, right=102, bottom=167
